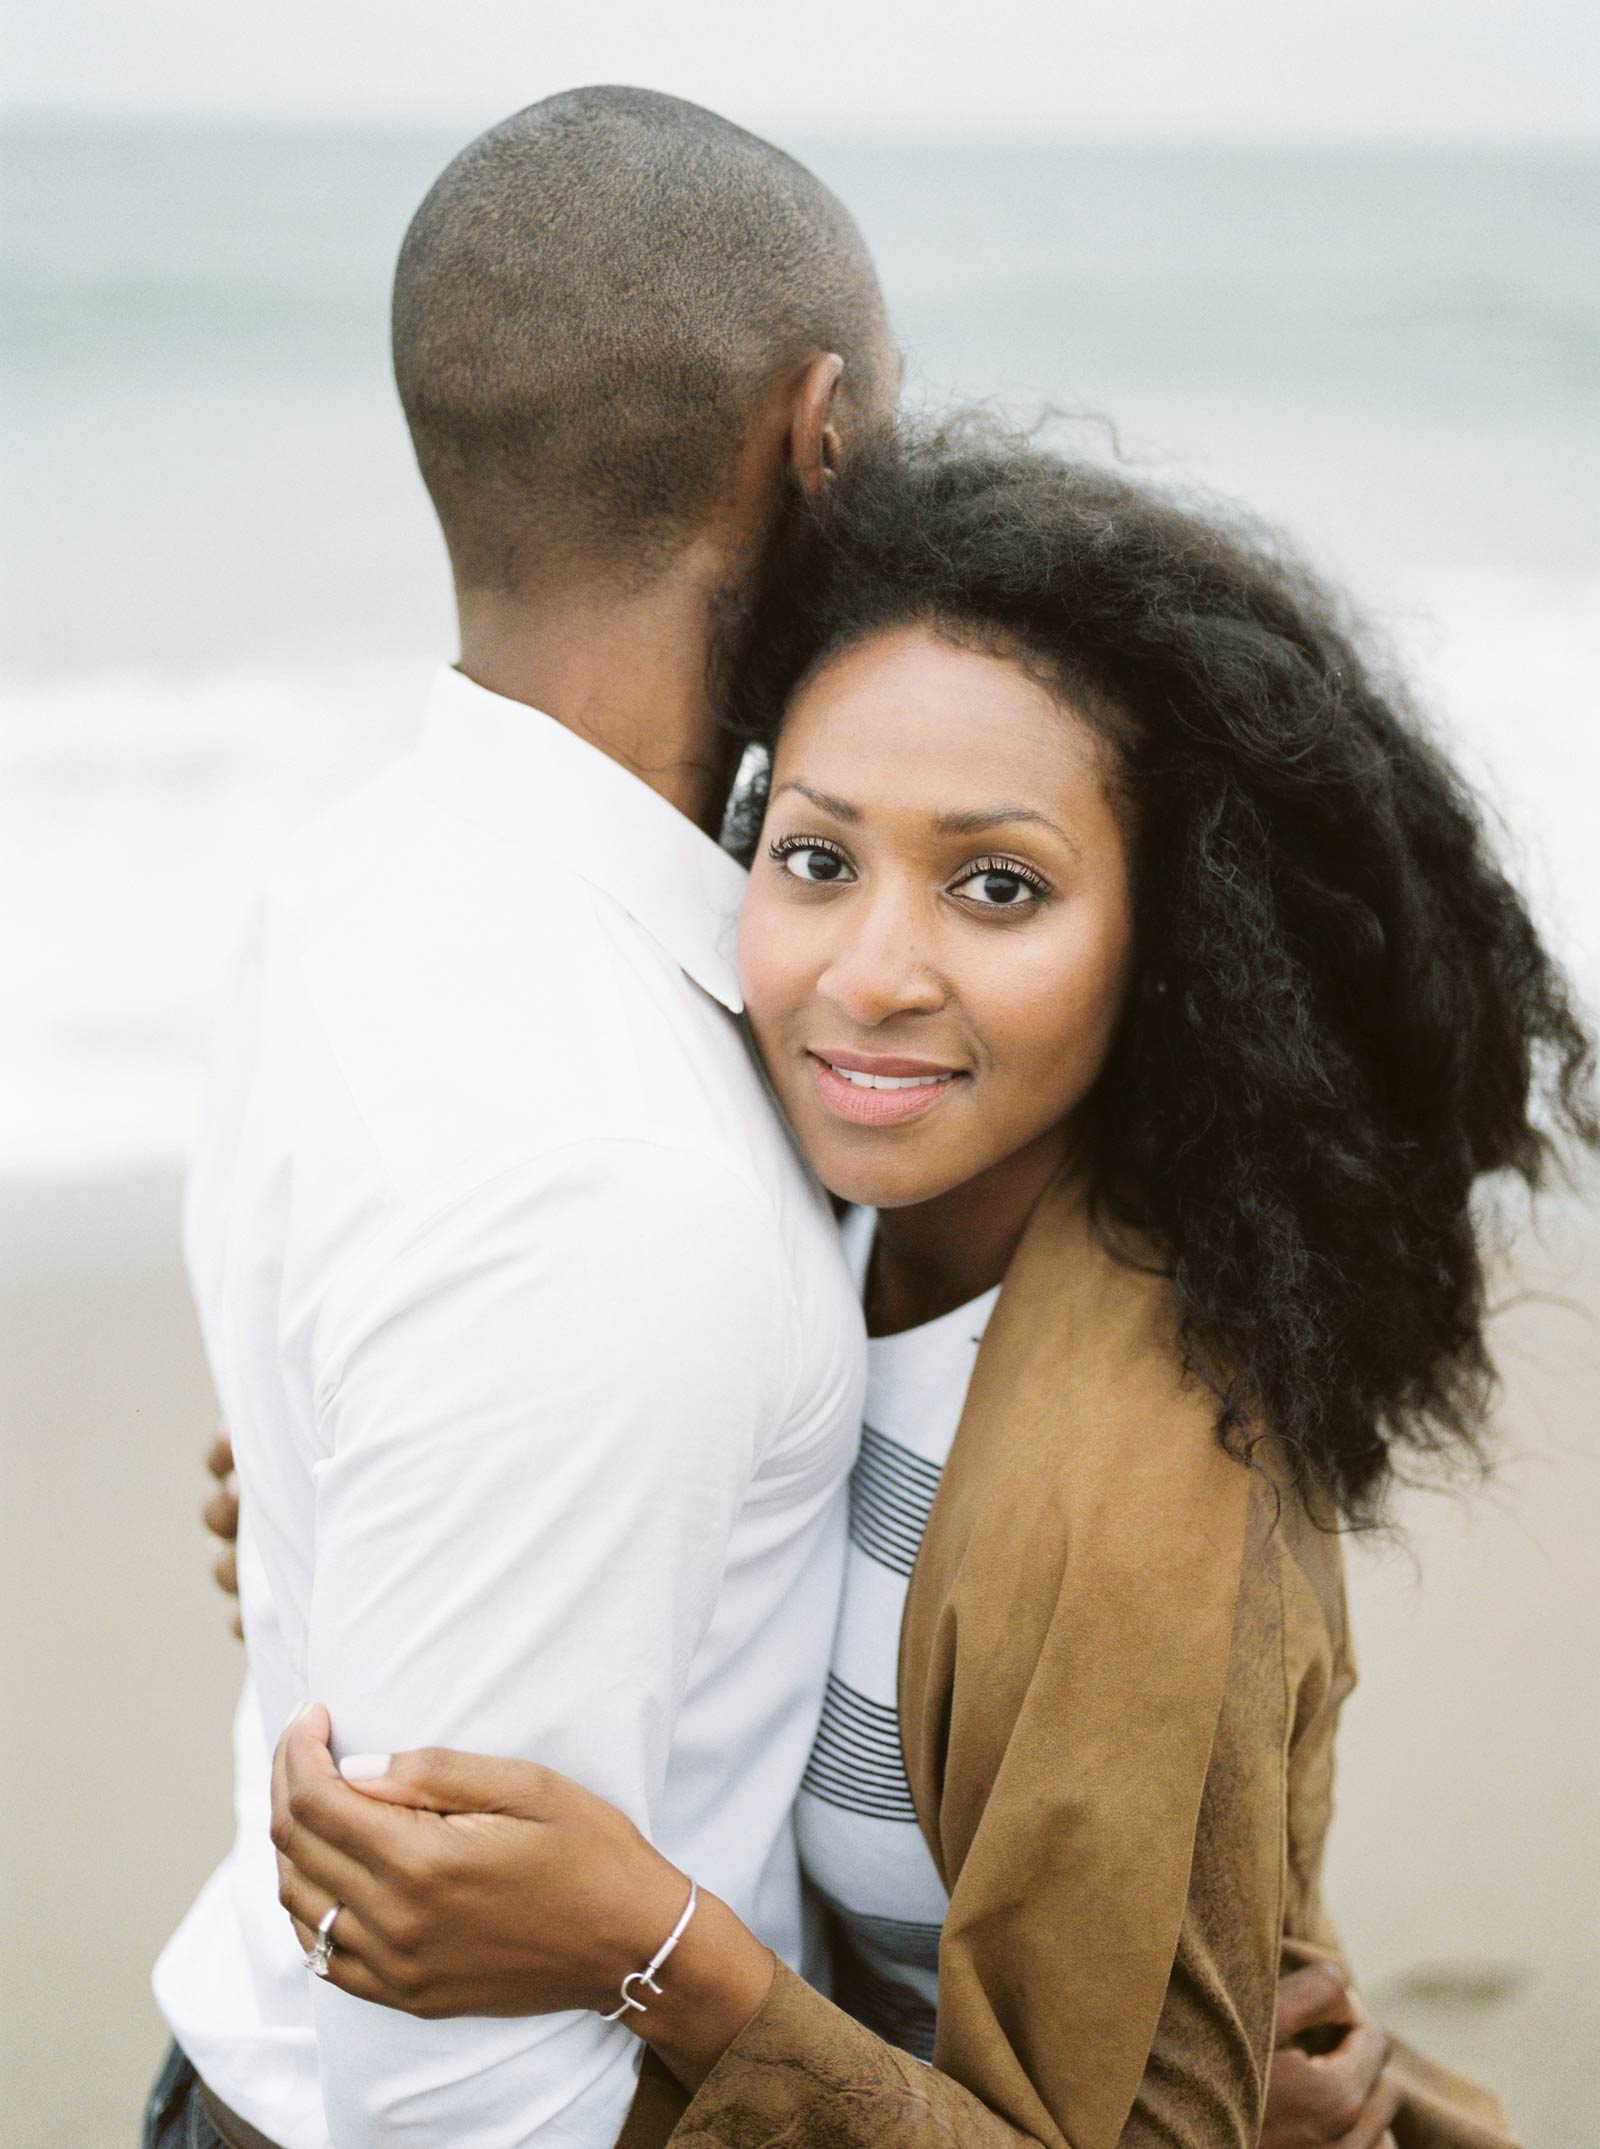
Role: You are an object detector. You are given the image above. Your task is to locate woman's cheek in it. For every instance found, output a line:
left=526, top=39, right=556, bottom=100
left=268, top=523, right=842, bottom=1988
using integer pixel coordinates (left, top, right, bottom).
left=736, top=890, right=784, bottom=1024
left=983, top=919, right=1130, bottom=1112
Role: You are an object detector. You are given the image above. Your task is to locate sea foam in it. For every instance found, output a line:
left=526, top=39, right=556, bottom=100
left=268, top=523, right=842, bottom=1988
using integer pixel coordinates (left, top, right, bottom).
left=2, top=571, right=1595, bottom=1182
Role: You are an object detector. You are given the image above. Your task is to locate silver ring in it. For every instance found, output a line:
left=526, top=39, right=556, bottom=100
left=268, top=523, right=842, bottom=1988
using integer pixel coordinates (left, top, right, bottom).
left=305, top=1899, right=341, bottom=1979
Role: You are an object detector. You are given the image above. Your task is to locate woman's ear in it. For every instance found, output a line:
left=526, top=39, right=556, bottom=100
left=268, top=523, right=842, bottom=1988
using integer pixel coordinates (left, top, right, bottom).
left=788, top=352, right=846, bottom=505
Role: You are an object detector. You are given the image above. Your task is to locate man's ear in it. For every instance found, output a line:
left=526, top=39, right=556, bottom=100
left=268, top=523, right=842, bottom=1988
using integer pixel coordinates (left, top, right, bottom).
left=788, top=352, right=846, bottom=505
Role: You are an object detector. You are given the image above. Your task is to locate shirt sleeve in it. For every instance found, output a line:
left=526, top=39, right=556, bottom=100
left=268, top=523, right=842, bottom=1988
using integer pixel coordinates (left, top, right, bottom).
left=302, top=1136, right=795, bottom=2149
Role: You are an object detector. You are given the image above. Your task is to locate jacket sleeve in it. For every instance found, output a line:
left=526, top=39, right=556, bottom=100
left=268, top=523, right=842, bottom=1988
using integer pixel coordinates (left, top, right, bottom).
left=1270, top=1512, right=1523, bottom=2149
left=1111, top=1505, right=1296, bottom=2148
left=636, top=1490, right=1520, bottom=2149
left=646, top=1959, right=1051, bottom=2149
left=640, top=1487, right=1296, bottom=2149
left=1279, top=1870, right=1525, bottom=2149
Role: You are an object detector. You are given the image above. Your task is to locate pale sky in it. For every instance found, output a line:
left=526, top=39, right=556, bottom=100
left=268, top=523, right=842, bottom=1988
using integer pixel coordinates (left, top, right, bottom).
left=7, top=0, right=1598, bottom=143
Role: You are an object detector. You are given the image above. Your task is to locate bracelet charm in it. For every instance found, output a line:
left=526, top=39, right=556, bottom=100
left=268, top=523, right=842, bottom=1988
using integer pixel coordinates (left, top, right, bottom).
left=601, top=1878, right=700, bottom=2023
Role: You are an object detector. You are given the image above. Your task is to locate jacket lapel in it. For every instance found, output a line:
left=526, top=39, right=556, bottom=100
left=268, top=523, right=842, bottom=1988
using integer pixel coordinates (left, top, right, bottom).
left=899, top=1173, right=1255, bottom=2148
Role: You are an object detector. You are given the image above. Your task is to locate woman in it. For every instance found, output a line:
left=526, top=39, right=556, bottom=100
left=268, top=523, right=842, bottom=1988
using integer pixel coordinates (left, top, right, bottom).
left=268, top=429, right=1591, bottom=2146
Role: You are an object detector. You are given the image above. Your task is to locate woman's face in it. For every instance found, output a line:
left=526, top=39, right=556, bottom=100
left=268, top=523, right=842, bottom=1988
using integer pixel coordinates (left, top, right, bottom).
left=738, top=622, right=1137, bottom=1211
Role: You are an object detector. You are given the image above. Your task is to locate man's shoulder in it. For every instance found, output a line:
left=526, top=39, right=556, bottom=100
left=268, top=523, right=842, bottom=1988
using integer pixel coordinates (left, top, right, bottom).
left=234, top=757, right=845, bottom=1277
left=261, top=751, right=469, bottom=931
left=242, top=767, right=766, bottom=1201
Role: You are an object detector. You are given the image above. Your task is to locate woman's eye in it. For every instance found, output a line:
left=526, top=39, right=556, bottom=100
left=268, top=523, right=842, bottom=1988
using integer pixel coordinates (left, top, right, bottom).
left=952, top=865, right=1042, bottom=909
left=776, top=844, right=852, bottom=885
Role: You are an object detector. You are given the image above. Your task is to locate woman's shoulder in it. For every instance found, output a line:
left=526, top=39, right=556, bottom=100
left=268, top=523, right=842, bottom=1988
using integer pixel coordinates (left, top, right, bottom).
left=1226, top=1450, right=1351, bottom=1738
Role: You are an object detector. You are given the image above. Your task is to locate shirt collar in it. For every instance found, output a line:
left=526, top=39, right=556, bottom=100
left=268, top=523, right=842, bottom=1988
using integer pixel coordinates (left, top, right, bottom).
left=412, top=666, right=746, bottom=1014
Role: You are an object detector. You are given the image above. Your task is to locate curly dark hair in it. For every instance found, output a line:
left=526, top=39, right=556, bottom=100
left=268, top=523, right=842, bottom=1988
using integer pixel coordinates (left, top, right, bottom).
left=723, top=424, right=1597, bottom=1521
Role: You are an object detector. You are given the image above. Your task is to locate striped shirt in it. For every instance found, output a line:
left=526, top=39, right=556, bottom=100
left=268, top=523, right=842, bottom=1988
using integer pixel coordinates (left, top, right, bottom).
left=795, top=1209, right=1000, bottom=2063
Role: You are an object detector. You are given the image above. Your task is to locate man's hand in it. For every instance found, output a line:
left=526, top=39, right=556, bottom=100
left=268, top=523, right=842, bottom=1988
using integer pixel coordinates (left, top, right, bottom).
left=1264, top=1962, right=1400, bottom=2149
left=203, top=1430, right=243, bottom=1639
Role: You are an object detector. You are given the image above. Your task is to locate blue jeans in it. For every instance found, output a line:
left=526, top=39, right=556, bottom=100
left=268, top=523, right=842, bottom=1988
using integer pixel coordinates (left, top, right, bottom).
left=142, top=2043, right=224, bottom=2149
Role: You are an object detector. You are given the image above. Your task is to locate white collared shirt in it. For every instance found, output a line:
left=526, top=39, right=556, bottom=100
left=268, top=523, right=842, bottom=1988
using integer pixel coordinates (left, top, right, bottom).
left=154, top=668, right=866, bottom=2148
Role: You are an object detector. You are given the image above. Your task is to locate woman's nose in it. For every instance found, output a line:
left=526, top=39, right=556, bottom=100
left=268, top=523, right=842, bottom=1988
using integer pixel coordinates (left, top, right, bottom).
left=815, top=899, right=946, bottom=1026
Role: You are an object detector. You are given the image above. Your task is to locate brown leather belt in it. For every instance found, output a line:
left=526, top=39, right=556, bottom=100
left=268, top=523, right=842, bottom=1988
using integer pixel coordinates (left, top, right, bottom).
left=198, top=2081, right=289, bottom=2149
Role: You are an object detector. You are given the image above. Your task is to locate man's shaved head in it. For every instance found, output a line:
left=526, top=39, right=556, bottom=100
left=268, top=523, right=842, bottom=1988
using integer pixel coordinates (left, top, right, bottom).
left=393, top=86, right=892, bottom=592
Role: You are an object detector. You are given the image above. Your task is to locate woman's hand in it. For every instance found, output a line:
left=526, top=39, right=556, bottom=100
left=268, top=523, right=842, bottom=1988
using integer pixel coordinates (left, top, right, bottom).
left=270, top=1706, right=774, bottom=2087
left=203, top=1431, right=242, bottom=1639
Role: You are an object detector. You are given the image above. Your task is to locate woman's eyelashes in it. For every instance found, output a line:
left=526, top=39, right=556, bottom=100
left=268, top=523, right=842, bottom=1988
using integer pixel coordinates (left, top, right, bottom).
left=768, top=833, right=1050, bottom=913
left=948, top=856, right=1049, bottom=911
left=770, top=832, right=855, bottom=884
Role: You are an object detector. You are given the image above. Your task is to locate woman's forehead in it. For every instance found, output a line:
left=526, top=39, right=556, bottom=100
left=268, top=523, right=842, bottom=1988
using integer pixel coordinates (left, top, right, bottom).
left=775, top=624, right=1108, bottom=811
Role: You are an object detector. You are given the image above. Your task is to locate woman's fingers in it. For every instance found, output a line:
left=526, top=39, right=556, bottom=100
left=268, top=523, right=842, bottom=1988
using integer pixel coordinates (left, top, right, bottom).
left=202, top=1482, right=240, bottom=1543
left=272, top=1703, right=331, bottom=1833
left=273, top=1707, right=410, bottom=1900
left=274, top=1799, right=389, bottom=1921
left=279, top=1854, right=469, bottom=2017
left=274, top=1706, right=484, bottom=1930
left=202, top=1429, right=241, bottom=1634
left=203, top=1432, right=241, bottom=1554
left=338, top=1744, right=558, bottom=1822
left=285, top=1900, right=413, bottom=2010
left=277, top=1864, right=396, bottom=1982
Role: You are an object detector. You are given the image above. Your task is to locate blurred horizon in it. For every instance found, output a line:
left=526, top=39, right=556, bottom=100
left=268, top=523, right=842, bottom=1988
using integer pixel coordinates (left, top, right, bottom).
left=7, top=0, right=1598, bottom=141
left=9, top=108, right=1600, bottom=150
left=2, top=115, right=1596, bottom=1180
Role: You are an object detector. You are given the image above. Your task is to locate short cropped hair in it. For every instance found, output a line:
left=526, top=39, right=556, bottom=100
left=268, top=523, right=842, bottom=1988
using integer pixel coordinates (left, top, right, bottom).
left=392, top=86, right=890, bottom=589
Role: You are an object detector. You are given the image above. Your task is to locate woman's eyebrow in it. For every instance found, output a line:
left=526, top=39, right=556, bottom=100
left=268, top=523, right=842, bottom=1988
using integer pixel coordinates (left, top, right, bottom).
left=771, top=781, right=862, bottom=823
left=934, top=805, right=1074, bottom=846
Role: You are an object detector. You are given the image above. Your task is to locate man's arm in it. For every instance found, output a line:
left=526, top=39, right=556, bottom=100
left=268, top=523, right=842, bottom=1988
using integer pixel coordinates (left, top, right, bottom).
left=202, top=1429, right=1395, bottom=2144
left=302, top=1137, right=795, bottom=2148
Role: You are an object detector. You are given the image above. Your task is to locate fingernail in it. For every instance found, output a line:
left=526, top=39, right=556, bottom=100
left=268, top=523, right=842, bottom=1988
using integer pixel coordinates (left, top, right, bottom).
left=339, top=1753, right=392, bottom=1782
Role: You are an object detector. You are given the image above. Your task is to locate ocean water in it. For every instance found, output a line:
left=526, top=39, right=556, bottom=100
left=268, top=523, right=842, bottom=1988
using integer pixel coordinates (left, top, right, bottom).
left=2, top=124, right=1597, bottom=1175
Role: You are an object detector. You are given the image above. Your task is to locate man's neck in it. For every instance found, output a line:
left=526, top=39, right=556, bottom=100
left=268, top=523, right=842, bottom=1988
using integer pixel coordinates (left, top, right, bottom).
left=454, top=558, right=742, bottom=837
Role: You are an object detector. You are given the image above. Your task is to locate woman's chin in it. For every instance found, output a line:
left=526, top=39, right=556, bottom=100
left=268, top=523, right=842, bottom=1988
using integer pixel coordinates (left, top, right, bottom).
left=801, top=1133, right=965, bottom=1215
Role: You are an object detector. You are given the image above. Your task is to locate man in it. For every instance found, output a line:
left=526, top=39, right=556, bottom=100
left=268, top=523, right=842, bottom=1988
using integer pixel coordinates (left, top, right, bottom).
left=152, top=86, right=892, bottom=2149
left=158, top=86, right=1397, bottom=2149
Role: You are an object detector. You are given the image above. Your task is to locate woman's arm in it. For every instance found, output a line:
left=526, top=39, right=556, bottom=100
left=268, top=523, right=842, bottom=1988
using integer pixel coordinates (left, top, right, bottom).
left=273, top=1716, right=1053, bottom=2141
left=271, top=1713, right=1397, bottom=2146
left=271, top=1708, right=772, bottom=2090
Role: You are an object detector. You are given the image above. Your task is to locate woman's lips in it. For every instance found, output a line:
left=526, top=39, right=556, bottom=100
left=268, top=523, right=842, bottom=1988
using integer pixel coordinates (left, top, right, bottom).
left=809, top=1052, right=965, bottom=1128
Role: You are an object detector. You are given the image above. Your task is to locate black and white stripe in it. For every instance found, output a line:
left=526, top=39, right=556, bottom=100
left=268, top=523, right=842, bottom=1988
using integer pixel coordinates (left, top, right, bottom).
left=848, top=1425, right=942, bottom=1578
left=829, top=1905, right=943, bottom=1975
left=799, top=1672, right=918, bottom=1822
left=830, top=1938, right=939, bottom=2065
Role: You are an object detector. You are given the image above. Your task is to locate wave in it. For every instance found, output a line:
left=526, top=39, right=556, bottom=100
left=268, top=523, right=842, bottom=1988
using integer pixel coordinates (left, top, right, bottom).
left=1, top=570, right=1594, bottom=1181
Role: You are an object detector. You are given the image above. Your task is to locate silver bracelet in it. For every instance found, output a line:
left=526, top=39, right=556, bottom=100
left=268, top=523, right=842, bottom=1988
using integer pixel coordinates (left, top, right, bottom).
left=600, top=1878, right=700, bottom=2022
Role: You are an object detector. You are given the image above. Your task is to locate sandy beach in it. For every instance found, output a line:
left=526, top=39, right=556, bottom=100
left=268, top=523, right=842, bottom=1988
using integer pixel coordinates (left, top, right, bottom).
left=3, top=1168, right=1596, bottom=2147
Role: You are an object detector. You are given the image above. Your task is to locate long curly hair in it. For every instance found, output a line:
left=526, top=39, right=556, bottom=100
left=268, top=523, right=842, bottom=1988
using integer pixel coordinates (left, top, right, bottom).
left=723, top=423, right=1597, bottom=1521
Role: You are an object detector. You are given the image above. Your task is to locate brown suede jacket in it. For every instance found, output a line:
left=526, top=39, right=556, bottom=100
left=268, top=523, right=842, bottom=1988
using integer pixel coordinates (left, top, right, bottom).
left=621, top=1173, right=1519, bottom=2149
